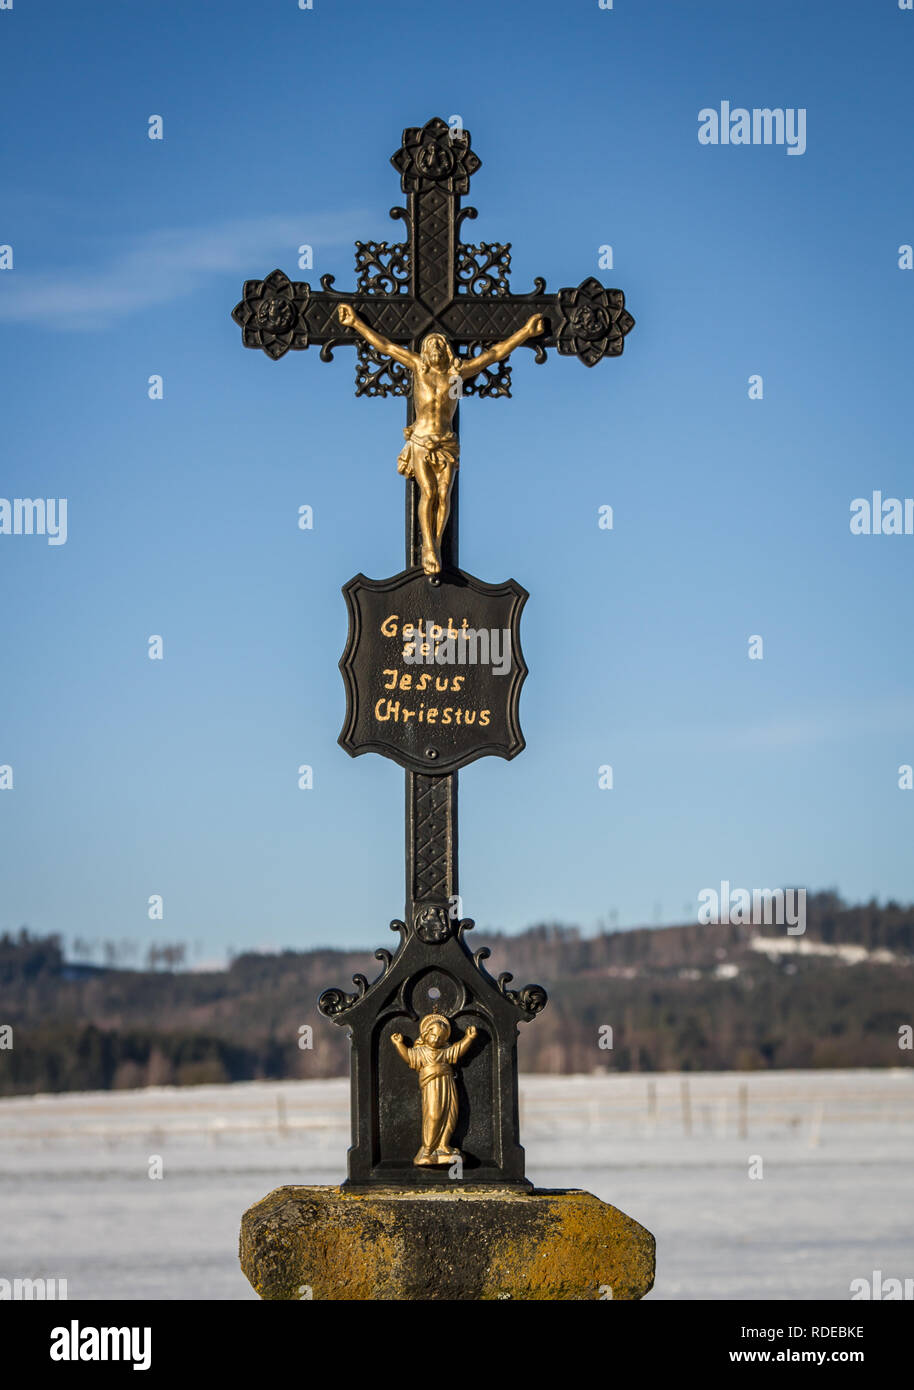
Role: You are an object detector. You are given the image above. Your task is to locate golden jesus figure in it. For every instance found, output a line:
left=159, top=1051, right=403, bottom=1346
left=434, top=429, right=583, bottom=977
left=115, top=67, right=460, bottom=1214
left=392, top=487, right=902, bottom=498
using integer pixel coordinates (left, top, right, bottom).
left=337, top=303, right=544, bottom=575
left=391, top=1014, right=477, bottom=1166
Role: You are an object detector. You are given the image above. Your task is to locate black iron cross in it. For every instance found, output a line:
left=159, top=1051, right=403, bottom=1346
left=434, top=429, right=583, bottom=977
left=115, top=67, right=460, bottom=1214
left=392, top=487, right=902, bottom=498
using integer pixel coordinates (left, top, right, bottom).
left=232, top=115, right=633, bottom=398
left=232, top=117, right=634, bottom=1186
left=232, top=110, right=634, bottom=1003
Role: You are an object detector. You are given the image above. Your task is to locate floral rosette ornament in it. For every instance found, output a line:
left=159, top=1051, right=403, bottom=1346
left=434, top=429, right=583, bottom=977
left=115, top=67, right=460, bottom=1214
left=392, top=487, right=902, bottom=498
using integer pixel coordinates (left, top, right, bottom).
left=554, top=277, right=635, bottom=365
left=231, top=269, right=311, bottom=360
left=390, top=116, right=481, bottom=194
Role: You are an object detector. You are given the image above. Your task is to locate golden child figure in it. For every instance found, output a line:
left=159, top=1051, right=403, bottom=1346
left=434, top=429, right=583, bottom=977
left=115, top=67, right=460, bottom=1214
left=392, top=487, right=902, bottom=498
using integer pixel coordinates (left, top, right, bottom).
left=391, top=1014, right=477, bottom=1166
left=337, top=303, right=544, bottom=575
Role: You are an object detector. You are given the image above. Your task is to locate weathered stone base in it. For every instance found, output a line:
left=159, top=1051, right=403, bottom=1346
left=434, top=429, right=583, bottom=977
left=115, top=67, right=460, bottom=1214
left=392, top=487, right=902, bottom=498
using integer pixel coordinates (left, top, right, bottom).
left=240, top=1185, right=655, bottom=1300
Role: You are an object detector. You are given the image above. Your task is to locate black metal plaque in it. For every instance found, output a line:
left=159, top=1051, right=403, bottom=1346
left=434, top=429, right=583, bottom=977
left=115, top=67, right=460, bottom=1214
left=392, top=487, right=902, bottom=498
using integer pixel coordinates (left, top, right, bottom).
left=339, top=568, right=527, bottom=776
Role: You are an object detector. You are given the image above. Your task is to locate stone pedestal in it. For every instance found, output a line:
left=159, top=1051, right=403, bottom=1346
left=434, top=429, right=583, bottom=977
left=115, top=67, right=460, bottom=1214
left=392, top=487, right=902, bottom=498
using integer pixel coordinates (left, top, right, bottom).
left=240, top=1185, right=655, bottom=1300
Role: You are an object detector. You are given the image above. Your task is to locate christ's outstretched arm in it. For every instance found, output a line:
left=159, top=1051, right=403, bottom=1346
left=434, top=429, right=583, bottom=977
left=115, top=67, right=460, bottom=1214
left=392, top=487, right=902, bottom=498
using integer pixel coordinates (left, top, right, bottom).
left=451, top=1025, right=477, bottom=1060
left=457, top=314, right=544, bottom=378
left=337, top=303, right=421, bottom=371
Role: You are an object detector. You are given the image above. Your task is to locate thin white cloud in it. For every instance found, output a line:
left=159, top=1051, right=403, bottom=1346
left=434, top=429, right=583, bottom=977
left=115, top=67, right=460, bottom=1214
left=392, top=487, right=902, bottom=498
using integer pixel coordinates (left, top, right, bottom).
left=0, top=212, right=367, bottom=329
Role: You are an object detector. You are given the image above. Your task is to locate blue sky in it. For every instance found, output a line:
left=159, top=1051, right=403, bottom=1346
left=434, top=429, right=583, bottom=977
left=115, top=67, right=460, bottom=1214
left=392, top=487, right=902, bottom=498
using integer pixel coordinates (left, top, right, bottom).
left=1, top=0, right=912, bottom=963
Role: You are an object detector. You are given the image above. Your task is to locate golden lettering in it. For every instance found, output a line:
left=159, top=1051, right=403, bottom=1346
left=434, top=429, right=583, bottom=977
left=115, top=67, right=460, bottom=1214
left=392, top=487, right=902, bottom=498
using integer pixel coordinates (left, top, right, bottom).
left=373, top=698, right=492, bottom=729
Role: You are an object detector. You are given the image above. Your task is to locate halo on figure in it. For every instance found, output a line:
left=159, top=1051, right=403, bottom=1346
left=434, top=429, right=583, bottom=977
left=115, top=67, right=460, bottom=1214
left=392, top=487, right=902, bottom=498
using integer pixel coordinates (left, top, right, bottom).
left=419, top=1013, right=451, bottom=1041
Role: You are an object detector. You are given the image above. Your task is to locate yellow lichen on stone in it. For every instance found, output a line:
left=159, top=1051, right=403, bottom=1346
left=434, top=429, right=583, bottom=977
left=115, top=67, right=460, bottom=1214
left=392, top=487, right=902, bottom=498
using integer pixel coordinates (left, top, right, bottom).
left=481, top=1191, right=655, bottom=1300
left=240, top=1186, right=655, bottom=1301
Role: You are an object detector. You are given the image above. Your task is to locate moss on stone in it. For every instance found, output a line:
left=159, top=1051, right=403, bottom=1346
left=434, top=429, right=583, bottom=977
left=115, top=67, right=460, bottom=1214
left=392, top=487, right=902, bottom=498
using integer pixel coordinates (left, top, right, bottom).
left=240, top=1186, right=654, bottom=1300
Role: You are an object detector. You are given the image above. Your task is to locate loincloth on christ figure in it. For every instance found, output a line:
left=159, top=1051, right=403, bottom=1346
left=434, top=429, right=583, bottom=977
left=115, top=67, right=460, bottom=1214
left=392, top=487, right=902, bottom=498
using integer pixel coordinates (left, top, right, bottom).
left=397, top=426, right=460, bottom=481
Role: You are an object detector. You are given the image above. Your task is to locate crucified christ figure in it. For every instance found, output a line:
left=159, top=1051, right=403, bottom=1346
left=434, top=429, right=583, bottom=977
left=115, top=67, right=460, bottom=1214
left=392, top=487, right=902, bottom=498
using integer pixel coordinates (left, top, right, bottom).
left=337, top=303, right=544, bottom=575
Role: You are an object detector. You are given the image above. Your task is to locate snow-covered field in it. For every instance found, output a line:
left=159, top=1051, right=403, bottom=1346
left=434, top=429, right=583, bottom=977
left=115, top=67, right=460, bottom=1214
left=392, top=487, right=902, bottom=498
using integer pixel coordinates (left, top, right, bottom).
left=2, top=1069, right=912, bottom=1300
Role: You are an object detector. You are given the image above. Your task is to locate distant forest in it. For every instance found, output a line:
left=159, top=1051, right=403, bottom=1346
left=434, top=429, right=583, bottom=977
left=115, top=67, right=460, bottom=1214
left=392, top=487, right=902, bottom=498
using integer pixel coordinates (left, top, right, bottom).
left=1, top=892, right=912, bottom=1095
